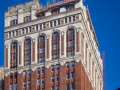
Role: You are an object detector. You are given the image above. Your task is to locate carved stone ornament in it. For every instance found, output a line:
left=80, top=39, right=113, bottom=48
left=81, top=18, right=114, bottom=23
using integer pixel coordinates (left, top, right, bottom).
left=5, top=44, right=9, bottom=49
left=17, top=69, right=23, bottom=74
left=76, top=27, right=79, bottom=32
left=46, top=34, right=50, bottom=39
left=32, top=38, right=36, bottom=42
left=61, top=31, right=65, bottom=35
left=5, top=72, right=10, bottom=77
left=31, top=67, right=36, bottom=72
left=60, top=61, right=65, bottom=66
left=75, top=59, right=80, bottom=63
left=45, top=64, right=50, bottom=69
left=18, top=41, right=22, bottom=45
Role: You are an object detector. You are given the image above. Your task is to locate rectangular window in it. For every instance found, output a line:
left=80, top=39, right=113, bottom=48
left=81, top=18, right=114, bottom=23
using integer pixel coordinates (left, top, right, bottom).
left=51, top=76, right=54, bottom=83
left=56, top=75, right=59, bottom=82
left=26, top=27, right=28, bottom=33
left=9, top=32, right=11, bottom=37
left=58, top=20, right=60, bottom=25
left=10, top=84, right=12, bottom=90
left=38, top=57, right=45, bottom=63
left=50, top=22, right=52, bottom=27
left=71, top=72, right=74, bottom=79
left=16, top=31, right=18, bottom=36
left=42, top=67, right=45, bottom=74
left=66, top=73, right=70, bottom=80
left=23, top=71, right=26, bottom=77
left=37, top=68, right=40, bottom=74
left=12, top=31, right=14, bottom=36
left=36, top=25, right=38, bottom=31
left=28, top=70, right=31, bottom=76
left=40, top=24, right=42, bottom=30
left=73, top=15, right=75, bottom=21
left=37, top=79, right=40, bottom=85
left=43, top=23, right=46, bottom=29
left=69, top=17, right=71, bottom=22
left=54, top=21, right=56, bottom=26
left=66, top=84, right=70, bottom=90
left=42, top=78, right=45, bottom=84
left=14, top=84, right=17, bottom=89
left=66, top=62, right=70, bottom=68
left=39, top=47, right=45, bottom=53
left=56, top=64, right=60, bottom=71
left=71, top=61, right=75, bottom=68
left=56, top=86, right=59, bottom=90
left=71, top=83, right=74, bottom=89
left=22, top=29, right=24, bottom=34
left=28, top=81, right=31, bottom=87
left=65, top=18, right=67, bottom=23
left=51, top=65, right=54, bottom=72
left=23, top=82, right=26, bottom=88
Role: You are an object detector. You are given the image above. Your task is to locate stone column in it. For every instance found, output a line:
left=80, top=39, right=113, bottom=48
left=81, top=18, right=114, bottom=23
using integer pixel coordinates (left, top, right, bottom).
left=31, top=38, right=37, bottom=64
left=18, top=41, right=22, bottom=67
left=46, top=34, right=51, bottom=61
left=5, top=44, right=10, bottom=69
left=60, top=31, right=65, bottom=58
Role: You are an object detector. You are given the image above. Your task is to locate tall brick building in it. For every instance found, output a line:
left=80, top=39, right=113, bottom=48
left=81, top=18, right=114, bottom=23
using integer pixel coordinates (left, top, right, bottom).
left=4, top=0, right=103, bottom=90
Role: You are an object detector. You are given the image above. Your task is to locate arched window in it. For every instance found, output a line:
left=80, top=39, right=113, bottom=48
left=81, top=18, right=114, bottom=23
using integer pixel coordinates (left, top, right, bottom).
left=24, top=39, right=31, bottom=66
left=66, top=29, right=75, bottom=57
left=52, top=32, right=59, bottom=60
left=10, top=42, right=17, bottom=69
left=38, top=36, right=45, bottom=63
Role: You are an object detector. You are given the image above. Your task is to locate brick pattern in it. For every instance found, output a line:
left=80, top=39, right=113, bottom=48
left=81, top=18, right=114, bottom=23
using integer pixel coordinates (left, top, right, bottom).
left=17, top=72, right=23, bottom=90
left=4, top=75, right=10, bottom=90
left=59, top=64, right=66, bottom=90
left=31, top=70, right=37, bottom=90
left=45, top=67, right=51, bottom=90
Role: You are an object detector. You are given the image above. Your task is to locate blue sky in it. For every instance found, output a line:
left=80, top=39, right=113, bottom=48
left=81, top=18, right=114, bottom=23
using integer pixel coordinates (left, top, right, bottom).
left=1, top=0, right=120, bottom=89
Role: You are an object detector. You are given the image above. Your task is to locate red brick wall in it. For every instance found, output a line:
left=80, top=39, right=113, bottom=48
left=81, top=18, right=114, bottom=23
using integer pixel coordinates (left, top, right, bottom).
left=59, top=64, right=66, bottom=90
left=4, top=75, right=10, bottom=90
left=45, top=67, right=51, bottom=90
left=17, top=72, right=23, bottom=90
left=74, top=62, right=81, bottom=90
left=31, top=70, right=37, bottom=90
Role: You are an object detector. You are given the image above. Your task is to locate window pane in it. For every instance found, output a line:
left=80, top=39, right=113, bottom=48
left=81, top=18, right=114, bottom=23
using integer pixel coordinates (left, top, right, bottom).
left=42, top=78, right=45, bottom=84
left=42, top=67, right=45, bottom=73
left=66, top=73, right=69, bottom=80
left=72, top=83, right=74, bottom=89
left=56, top=75, right=59, bottom=82
left=71, top=72, right=74, bottom=79
left=66, top=84, right=70, bottom=90
left=66, top=62, right=70, bottom=68
left=23, top=82, right=26, bottom=88
left=51, top=76, right=54, bottom=82
left=28, top=70, right=31, bottom=76
left=28, top=81, right=31, bottom=87
left=37, top=68, right=40, bottom=74
left=51, top=65, right=54, bottom=72
left=71, top=61, right=75, bottom=68
left=37, top=79, right=40, bottom=85
left=56, top=64, right=60, bottom=71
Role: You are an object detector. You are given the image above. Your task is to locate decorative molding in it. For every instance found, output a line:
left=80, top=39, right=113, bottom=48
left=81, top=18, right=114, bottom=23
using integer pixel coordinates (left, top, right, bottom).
left=5, top=72, right=10, bottom=77
left=45, top=64, right=50, bottom=69
left=75, top=59, right=80, bottom=63
left=46, top=34, right=50, bottom=39
left=32, top=38, right=36, bottom=42
left=31, top=67, right=36, bottom=72
left=5, top=44, right=9, bottom=49
left=60, top=61, right=65, bottom=66
left=18, top=41, right=22, bottom=45
left=60, top=31, right=65, bottom=35
left=17, top=69, right=23, bottom=74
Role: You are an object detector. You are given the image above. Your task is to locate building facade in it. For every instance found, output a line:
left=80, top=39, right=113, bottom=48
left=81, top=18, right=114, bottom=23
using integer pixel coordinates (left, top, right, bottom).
left=4, top=0, right=103, bottom=90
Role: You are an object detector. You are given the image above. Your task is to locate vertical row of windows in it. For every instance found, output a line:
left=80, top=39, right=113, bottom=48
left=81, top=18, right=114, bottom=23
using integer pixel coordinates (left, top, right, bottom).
left=10, top=42, right=17, bottom=69
left=66, top=29, right=75, bottom=57
left=52, top=32, right=60, bottom=60
left=38, top=36, right=45, bottom=63
left=24, top=39, right=31, bottom=66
